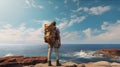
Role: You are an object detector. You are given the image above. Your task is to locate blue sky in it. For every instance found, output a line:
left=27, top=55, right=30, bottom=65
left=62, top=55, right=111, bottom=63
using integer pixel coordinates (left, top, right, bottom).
left=0, top=0, right=120, bottom=44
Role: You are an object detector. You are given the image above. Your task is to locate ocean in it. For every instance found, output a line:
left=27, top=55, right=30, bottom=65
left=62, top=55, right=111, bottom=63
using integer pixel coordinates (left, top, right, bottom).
left=0, top=44, right=120, bottom=63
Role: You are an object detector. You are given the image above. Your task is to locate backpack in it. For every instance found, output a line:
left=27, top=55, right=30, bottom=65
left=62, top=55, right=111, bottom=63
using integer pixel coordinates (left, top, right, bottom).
left=44, top=23, right=56, bottom=45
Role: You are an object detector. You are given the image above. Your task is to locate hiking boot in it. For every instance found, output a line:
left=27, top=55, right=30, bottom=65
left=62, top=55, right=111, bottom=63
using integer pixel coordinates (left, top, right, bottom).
left=48, top=61, right=52, bottom=66
left=56, top=59, right=61, bottom=66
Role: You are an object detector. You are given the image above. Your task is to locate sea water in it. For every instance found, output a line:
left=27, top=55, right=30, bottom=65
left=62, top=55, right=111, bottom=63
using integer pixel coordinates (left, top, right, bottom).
left=0, top=44, right=120, bottom=63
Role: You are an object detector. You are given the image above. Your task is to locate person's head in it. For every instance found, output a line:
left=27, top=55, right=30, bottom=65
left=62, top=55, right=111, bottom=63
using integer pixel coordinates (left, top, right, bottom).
left=52, top=21, right=56, bottom=26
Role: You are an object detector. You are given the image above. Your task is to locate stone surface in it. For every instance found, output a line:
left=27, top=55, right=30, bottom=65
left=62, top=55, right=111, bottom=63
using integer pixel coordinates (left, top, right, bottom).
left=34, top=61, right=120, bottom=67
left=63, top=62, right=78, bottom=67
left=0, top=56, right=47, bottom=67
left=94, top=48, right=120, bottom=58
left=0, top=55, right=120, bottom=67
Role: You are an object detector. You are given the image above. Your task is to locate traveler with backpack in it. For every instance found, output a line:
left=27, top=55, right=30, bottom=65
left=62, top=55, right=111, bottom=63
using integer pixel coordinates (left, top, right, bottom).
left=44, top=21, right=61, bottom=66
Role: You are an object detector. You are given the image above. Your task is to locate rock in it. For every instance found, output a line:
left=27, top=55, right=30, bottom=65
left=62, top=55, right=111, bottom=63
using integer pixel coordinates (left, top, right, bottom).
left=94, top=48, right=120, bottom=58
left=63, top=61, right=77, bottom=67
left=0, top=58, right=6, bottom=63
left=22, top=56, right=47, bottom=65
left=31, top=61, right=120, bottom=67
left=81, top=64, right=86, bottom=67
left=111, top=62, right=120, bottom=67
left=0, top=62, right=21, bottom=67
left=0, top=56, right=47, bottom=67
left=23, top=65, right=34, bottom=67
left=78, top=64, right=86, bottom=67
left=84, top=61, right=111, bottom=67
left=93, top=61, right=110, bottom=65
left=111, top=62, right=120, bottom=66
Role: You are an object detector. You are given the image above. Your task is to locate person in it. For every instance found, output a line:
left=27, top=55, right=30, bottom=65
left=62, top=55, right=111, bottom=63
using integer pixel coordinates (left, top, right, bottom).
left=47, top=21, right=61, bottom=66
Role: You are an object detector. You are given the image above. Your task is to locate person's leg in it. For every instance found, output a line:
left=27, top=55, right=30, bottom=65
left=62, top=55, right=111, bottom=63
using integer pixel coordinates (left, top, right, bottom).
left=54, top=48, right=59, bottom=60
left=48, top=44, right=52, bottom=66
left=54, top=48, right=61, bottom=66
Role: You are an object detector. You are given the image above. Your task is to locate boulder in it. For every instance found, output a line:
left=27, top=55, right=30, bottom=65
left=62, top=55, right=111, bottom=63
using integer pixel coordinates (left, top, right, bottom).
left=63, top=61, right=78, bottom=67
left=0, top=56, right=47, bottom=67
left=94, top=48, right=120, bottom=58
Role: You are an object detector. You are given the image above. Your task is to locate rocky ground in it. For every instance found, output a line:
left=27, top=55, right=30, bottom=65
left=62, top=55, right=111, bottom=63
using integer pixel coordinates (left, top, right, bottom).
left=0, top=48, right=120, bottom=67
left=0, top=56, right=120, bottom=67
left=94, top=48, right=120, bottom=60
left=0, top=56, right=47, bottom=67
left=24, top=61, right=120, bottom=67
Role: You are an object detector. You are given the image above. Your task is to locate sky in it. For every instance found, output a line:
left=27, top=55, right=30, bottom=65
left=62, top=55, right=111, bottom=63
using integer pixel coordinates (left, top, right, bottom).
left=0, top=0, right=120, bottom=44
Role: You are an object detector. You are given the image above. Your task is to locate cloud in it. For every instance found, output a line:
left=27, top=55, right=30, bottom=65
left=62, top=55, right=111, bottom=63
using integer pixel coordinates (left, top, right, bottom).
left=73, top=0, right=77, bottom=2
left=88, top=6, right=111, bottom=15
left=72, top=6, right=111, bottom=15
left=55, top=18, right=69, bottom=30
left=55, top=6, right=59, bottom=9
left=0, top=23, right=44, bottom=44
left=25, top=0, right=44, bottom=9
left=64, top=0, right=68, bottom=4
left=60, top=20, right=120, bottom=44
left=101, top=21, right=109, bottom=30
left=68, top=16, right=86, bottom=26
left=83, top=28, right=91, bottom=38
left=57, top=22, right=68, bottom=30
left=3, top=24, right=12, bottom=29
left=55, top=16, right=86, bottom=31
left=82, top=20, right=120, bottom=44
left=48, top=1, right=53, bottom=4
left=76, top=0, right=80, bottom=8
left=73, top=7, right=82, bottom=12
left=62, top=31, right=80, bottom=39
left=25, top=0, right=31, bottom=8
left=37, top=5, right=44, bottom=9
left=61, top=31, right=81, bottom=44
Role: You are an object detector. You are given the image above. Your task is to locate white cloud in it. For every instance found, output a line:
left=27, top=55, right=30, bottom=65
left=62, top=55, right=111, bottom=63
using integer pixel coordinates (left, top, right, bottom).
left=55, top=6, right=59, bottom=9
left=73, top=0, right=77, bottom=2
left=70, top=15, right=77, bottom=18
left=82, top=20, right=120, bottom=44
left=19, top=23, right=26, bottom=31
left=48, top=1, right=53, bottom=4
left=68, top=16, right=86, bottom=26
left=83, top=28, right=91, bottom=38
left=55, top=18, right=69, bottom=31
left=24, top=28, right=43, bottom=43
left=25, top=0, right=31, bottom=8
left=57, top=22, right=68, bottom=30
left=64, top=0, right=67, bottom=4
left=25, top=0, right=44, bottom=9
left=72, top=6, right=111, bottom=15
left=88, top=6, right=111, bottom=15
left=0, top=23, right=44, bottom=44
left=55, top=16, right=86, bottom=31
left=62, top=31, right=80, bottom=39
left=3, top=24, right=12, bottom=29
left=101, top=21, right=109, bottom=30
left=117, top=20, right=120, bottom=23
left=61, top=31, right=81, bottom=44
left=6, top=19, right=119, bottom=44
left=37, top=5, right=44, bottom=9
left=76, top=7, right=83, bottom=12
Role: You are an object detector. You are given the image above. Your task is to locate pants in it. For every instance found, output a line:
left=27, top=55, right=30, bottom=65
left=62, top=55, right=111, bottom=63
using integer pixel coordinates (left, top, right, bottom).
left=48, top=47, right=59, bottom=61
left=48, top=40, right=60, bottom=61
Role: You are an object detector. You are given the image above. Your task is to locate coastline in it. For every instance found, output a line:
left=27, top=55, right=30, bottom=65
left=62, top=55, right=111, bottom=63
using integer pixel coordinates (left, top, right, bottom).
left=0, top=56, right=120, bottom=67
left=29, top=61, right=120, bottom=67
left=25, top=61, right=120, bottom=67
left=34, top=61, right=120, bottom=67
